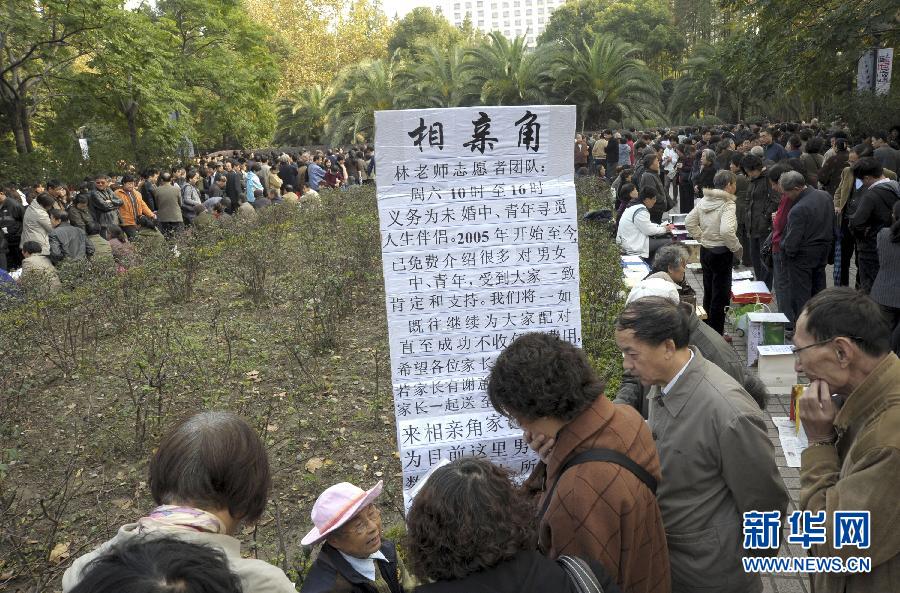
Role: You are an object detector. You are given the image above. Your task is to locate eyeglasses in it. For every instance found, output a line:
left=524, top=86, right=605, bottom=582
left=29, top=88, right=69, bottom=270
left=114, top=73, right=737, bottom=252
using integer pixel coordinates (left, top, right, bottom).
left=791, top=336, right=863, bottom=360
left=342, top=504, right=380, bottom=536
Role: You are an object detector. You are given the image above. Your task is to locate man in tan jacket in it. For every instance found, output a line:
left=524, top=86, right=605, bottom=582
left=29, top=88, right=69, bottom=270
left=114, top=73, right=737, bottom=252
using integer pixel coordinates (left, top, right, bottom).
left=796, top=287, right=900, bottom=593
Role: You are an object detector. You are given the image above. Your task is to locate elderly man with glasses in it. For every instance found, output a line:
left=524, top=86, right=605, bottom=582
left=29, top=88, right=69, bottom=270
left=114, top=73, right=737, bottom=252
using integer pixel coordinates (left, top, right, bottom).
left=794, top=287, right=900, bottom=593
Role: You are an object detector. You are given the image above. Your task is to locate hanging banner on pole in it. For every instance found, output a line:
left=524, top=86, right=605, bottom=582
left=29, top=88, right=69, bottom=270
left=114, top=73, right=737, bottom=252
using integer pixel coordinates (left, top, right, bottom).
left=857, top=50, right=876, bottom=92
left=875, top=48, right=893, bottom=95
left=375, top=105, right=580, bottom=508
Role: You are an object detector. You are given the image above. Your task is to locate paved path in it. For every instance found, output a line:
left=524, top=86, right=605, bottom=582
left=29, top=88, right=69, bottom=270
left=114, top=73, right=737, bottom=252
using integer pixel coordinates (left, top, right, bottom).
left=683, top=264, right=812, bottom=593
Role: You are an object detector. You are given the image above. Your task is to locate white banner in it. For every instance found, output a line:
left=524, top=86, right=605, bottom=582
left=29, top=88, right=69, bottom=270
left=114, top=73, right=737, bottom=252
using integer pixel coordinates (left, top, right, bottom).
left=375, top=105, right=580, bottom=507
left=876, top=48, right=893, bottom=96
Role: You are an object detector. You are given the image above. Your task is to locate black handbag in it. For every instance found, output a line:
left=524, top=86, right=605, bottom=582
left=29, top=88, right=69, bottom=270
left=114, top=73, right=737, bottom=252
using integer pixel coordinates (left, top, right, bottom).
left=760, top=231, right=774, bottom=268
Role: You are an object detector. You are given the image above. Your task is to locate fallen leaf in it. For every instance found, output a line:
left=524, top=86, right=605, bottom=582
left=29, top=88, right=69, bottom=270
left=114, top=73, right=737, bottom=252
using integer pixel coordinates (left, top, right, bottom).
left=49, top=542, right=70, bottom=564
left=111, top=498, right=133, bottom=510
left=266, top=424, right=279, bottom=433
left=305, top=457, right=325, bottom=473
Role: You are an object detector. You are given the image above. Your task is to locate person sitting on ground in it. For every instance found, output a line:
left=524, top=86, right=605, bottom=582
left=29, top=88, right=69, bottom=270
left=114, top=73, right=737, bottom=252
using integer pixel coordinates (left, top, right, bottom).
left=133, top=215, right=166, bottom=250
left=299, top=480, right=416, bottom=593
left=616, top=185, right=674, bottom=263
left=300, top=181, right=320, bottom=206
left=49, top=210, right=93, bottom=265
left=281, top=184, right=299, bottom=205
left=213, top=200, right=231, bottom=222
left=236, top=198, right=257, bottom=219
left=62, top=411, right=296, bottom=593
left=488, top=332, right=670, bottom=593
left=19, top=239, right=61, bottom=294
left=106, top=224, right=135, bottom=268
left=252, top=189, right=271, bottom=210
left=193, top=203, right=215, bottom=230
left=407, top=458, right=622, bottom=593
left=85, top=222, right=115, bottom=266
left=69, top=537, right=243, bottom=593
left=67, top=192, right=95, bottom=231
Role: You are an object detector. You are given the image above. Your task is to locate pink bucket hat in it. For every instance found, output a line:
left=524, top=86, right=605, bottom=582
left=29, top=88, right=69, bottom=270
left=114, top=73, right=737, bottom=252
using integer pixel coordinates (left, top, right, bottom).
left=301, top=480, right=383, bottom=546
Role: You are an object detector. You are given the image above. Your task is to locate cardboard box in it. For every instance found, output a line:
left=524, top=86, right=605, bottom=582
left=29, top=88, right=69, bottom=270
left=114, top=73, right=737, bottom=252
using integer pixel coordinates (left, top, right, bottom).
left=682, top=240, right=700, bottom=264
left=757, top=345, right=796, bottom=394
left=746, top=312, right=790, bottom=366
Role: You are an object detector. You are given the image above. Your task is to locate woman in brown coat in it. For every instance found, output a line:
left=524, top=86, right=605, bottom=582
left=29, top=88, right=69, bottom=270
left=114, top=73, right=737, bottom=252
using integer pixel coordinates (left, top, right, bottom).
left=488, top=332, right=671, bottom=593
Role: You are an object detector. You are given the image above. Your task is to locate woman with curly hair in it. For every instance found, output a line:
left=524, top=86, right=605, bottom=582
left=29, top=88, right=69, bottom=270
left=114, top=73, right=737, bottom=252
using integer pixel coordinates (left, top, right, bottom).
left=407, top=458, right=621, bottom=593
left=487, top=332, right=670, bottom=593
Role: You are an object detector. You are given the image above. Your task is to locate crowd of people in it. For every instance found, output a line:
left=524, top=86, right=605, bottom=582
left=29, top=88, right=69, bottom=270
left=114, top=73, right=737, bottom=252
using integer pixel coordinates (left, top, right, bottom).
left=5, top=121, right=899, bottom=592
left=0, top=147, right=375, bottom=294
left=604, top=123, right=900, bottom=351
left=56, top=286, right=898, bottom=593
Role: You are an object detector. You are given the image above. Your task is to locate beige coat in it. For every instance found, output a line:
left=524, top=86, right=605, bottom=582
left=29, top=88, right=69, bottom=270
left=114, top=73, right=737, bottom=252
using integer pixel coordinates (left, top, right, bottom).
left=800, top=353, right=900, bottom=593
left=20, top=200, right=53, bottom=254
left=649, top=349, right=788, bottom=593
left=62, top=521, right=296, bottom=593
left=20, top=254, right=61, bottom=293
left=685, top=188, right=741, bottom=253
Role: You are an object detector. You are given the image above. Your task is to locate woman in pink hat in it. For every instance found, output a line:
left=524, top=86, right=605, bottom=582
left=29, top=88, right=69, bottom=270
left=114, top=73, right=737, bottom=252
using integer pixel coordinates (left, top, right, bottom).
left=300, top=480, right=416, bottom=593
left=62, top=412, right=295, bottom=593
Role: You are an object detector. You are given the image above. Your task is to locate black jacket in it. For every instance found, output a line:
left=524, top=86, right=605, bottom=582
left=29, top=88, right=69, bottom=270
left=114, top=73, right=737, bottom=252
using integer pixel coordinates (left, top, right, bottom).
left=781, top=187, right=835, bottom=260
left=0, top=198, right=25, bottom=243
left=849, top=180, right=900, bottom=244
left=300, top=542, right=403, bottom=593
left=745, top=173, right=778, bottom=238
left=414, top=551, right=621, bottom=593
left=640, top=171, right=671, bottom=223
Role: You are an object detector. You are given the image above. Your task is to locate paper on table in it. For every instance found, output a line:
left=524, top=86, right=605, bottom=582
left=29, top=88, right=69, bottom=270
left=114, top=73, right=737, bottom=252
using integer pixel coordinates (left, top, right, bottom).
left=758, top=344, right=794, bottom=355
left=733, top=270, right=754, bottom=280
left=732, top=280, right=771, bottom=295
left=747, top=312, right=790, bottom=323
left=772, top=416, right=809, bottom=468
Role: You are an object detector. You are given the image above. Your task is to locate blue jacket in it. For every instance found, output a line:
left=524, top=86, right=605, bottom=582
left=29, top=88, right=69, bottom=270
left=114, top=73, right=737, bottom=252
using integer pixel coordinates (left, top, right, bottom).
left=764, top=142, right=789, bottom=163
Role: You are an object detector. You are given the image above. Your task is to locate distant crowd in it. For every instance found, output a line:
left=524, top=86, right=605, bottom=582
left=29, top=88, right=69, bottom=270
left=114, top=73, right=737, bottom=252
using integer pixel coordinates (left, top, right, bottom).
left=0, top=147, right=376, bottom=294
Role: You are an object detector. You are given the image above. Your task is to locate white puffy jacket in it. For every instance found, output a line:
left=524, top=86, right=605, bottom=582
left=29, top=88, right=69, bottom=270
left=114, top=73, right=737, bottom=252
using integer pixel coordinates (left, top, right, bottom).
left=616, top=203, right=668, bottom=257
left=685, top=188, right=741, bottom=253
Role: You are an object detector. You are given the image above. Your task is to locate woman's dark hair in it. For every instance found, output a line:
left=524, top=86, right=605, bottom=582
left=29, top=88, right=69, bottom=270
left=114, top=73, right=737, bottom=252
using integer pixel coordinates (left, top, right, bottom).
left=890, top=201, right=900, bottom=243
left=851, top=157, right=883, bottom=180
left=616, top=167, right=633, bottom=182
left=121, top=174, right=137, bottom=184
left=801, top=287, right=890, bottom=357
left=851, top=143, right=874, bottom=158
left=36, top=192, right=55, bottom=208
left=805, top=137, right=825, bottom=154
left=150, top=412, right=271, bottom=523
left=639, top=185, right=658, bottom=201
left=69, top=537, right=243, bottom=593
left=85, top=222, right=101, bottom=236
left=616, top=296, right=691, bottom=348
left=406, top=458, right=536, bottom=582
left=22, top=240, right=42, bottom=255
left=617, top=182, right=636, bottom=203
left=487, top=332, right=604, bottom=422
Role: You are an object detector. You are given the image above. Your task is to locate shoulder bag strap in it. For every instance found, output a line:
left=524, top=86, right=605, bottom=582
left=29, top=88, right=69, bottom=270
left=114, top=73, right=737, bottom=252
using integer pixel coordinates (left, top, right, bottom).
left=557, top=556, right=604, bottom=593
left=538, top=448, right=658, bottom=522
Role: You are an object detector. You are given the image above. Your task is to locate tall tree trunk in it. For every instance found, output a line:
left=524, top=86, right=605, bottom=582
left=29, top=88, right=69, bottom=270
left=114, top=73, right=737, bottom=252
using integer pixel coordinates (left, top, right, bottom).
left=19, top=99, right=34, bottom=153
left=3, top=98, right=33, bottom=155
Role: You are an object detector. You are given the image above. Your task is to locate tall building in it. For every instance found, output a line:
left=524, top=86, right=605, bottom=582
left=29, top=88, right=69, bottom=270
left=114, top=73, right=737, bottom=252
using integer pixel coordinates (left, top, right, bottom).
left=431, top=0, right=567, bottom=46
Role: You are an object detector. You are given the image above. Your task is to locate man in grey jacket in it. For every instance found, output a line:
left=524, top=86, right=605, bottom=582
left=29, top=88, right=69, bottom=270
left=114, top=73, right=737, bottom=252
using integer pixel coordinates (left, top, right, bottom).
left=615, top=246, right=769, bottom=415
left=49, top=210, right=94, bottom=264
left=88, top=173, right=123, bottom=234
left=616, top=297, right=788, bottom=593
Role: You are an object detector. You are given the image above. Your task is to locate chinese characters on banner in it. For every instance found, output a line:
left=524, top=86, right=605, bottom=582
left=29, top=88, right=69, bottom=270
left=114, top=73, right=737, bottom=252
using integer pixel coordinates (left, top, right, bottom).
left=374, top=106, right=580, bottom=507
left=875, top=48, right=893, bottom=96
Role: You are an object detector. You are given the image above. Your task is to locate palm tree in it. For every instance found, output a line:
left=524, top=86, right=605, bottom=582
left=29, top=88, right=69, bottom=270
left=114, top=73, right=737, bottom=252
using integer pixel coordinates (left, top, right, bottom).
left=395, top=43, right=480, bottom=108
left=325, top=58, right=400, bottom=145
left=275, top=84, right=329, bottom=145
left=462, top=31, right=556, bottom=105
left=552, top=36, right=662, bottom=128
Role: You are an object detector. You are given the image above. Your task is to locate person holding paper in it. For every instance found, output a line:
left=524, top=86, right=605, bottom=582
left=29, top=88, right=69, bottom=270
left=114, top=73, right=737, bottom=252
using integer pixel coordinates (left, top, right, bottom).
left=616, top=185, right=674, bottom=264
